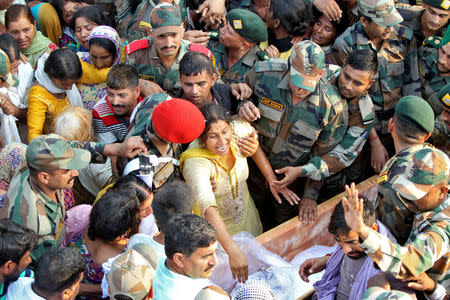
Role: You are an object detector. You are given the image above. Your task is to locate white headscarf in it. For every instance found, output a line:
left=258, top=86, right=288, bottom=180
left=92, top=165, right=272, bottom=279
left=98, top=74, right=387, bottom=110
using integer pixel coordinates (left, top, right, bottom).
left=34, top=52, right=83, bottom=107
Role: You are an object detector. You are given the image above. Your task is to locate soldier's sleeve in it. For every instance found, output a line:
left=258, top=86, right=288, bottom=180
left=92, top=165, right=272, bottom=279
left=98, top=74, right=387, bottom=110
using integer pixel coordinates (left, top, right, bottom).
left=30, top=236, right=57, bottom=261
left=430, top=117, right=449, bottom=149
left=329, top=36, right=353, bottom=67
left=243, top=66, right=259, bottom=107
left=360, top=223, right=449, bottom=280
left=362, top=287, right=413, bottom=300
left=301, top=124, right=373, bottom=180
left=69, top=141, right=106, bottom=164
left=402, top=35, right=422, bottom=97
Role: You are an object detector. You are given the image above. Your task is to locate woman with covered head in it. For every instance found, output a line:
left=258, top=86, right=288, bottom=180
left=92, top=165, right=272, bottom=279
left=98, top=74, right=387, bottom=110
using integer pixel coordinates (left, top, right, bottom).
left=76, top=25, right=122, bottom=110
left=27, top=48, right=83, bottom=142
left=5, top=4, right=58, bottom=67
left=180, top=104, right=299, bottom=283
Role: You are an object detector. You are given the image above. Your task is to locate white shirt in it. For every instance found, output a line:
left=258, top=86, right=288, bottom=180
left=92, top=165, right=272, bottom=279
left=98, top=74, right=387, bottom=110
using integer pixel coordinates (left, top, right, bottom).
left=6, top=277, right=45, bottom=300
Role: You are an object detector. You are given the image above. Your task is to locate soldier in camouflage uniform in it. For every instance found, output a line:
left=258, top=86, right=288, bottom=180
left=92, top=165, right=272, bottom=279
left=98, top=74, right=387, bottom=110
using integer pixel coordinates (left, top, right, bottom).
left=124, top=96, right=206, bottom=190
left=212, top=9, right=269, bottom=84
left=272, top=50, right=379, bottom=201
left=343, top=143, right=450, bottom=298
left=418, top=25, right=450, bottom=114
left=331, top=0, right=421, bottom=155
left=0, top=134, right=146, bottom=261
left=431, top=83, right=450, bottom=155
left=239, top=41, right=348, bottom=227
left=125, top=3, right=217, bottom=96
left=375, top=96, right=437, bottom=245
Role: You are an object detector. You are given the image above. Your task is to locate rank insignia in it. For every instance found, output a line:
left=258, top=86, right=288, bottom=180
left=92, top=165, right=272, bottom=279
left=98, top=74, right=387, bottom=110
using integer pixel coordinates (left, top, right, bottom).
left=441, top=0, right=450, bottom=10
left=233, top=19, right=243, bottom=29
left=443, top=93, right=450, bottom=106
left=260, top=97, right=283, bottom=111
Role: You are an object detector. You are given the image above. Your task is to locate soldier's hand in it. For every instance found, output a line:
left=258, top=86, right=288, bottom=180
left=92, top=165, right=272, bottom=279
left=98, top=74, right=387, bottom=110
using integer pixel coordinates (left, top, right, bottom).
left=313, top=0, right=342, bottom=21
left=104, top=136, right=148, bottom=158
left=298, top=198, right=317, bottom=224
left=230, top=83, right=252, bottom=100
left=370, top=137, right=389, bottom=173
left=238, top=130, right=258, bottom=157
left=272, top=166, right=302, bottom=189
left=264, top=45, right=280, bottom=58
left=403, top=272, right=436, bottom=292
left=238, top=102, right=260, bottom=122
left=139, top=79, right=164, bottom=97
left=183, top=30, right=210, bottom=47
left=341, top=183, right=365, bottom=232
left=299, top=256, right=329, bottom=282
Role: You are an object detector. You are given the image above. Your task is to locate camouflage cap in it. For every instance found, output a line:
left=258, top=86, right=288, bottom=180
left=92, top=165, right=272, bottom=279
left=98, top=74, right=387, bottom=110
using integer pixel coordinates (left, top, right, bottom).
left=0, top=49, right=18, bottom=87
left=150, top=3, right=183, bottom=37
left=289, top=41, right=325, bottom=92
left=423, top=0, right=450, bottom=10
left=226, top=9, right=268, bottom=44
left=108, top=244, right=158, bottom=299
left=391, top=147, right=450, bottom=201
left=26, top=134, right=91, bottom=171
left=395, top=96, right=434, bottom=133
left=437, top=83, right=450, bottom=108
left=358, top=0, right=403, bottom=28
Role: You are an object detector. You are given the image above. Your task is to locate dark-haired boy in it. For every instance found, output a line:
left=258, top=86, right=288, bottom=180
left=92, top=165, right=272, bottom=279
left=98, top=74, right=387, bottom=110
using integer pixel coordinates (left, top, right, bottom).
left=93, top=63, right=142, bottom=144
left=0, top=218, right=36, bottom=299
left=5, top=247, right=85, bottom=300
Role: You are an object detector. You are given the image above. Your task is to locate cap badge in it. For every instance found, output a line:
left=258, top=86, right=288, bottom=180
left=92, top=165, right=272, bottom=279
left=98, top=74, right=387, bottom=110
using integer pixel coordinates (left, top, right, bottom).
left=233, top=19, right=242, bottom=29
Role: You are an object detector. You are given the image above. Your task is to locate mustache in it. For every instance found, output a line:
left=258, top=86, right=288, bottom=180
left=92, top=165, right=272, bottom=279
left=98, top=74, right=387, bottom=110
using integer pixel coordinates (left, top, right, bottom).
left=204, top=265, right=215, bottom=272
left=161, top=45, right=177, bottom=50
left=111, top=104, right=126, bottom=109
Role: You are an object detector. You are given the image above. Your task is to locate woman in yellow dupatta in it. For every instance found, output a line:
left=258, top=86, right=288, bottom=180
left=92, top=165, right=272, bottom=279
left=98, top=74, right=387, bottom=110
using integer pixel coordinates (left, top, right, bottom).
left=180, top=104, right=299, bottom=283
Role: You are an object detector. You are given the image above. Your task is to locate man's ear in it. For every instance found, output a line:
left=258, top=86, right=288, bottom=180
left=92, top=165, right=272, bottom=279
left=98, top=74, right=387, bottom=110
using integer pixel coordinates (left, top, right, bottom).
left=0, top=260, right=17, bottom=276
left=61, top=287, right=73, bottom=300
left=147, top=28, right=152, bottom=37
left=37, top=171, right=50, bottom=185
left=211, top=73, right=218, bottom=85
left=360, top=17, right=368, bottom=27
left=387, top=117, right=394, bottom=133
left=134, top=86, right=141, bottom=98
left=172, top=253, right=185, bottom=269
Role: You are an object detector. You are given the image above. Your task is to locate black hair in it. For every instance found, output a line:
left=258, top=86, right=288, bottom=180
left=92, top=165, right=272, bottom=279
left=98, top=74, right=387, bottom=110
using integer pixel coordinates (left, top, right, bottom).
left=312, top=3, right=349, bottom=39
left=328, top=196, right=376, bottom=237
left=271, top=0, right=310, bottom=37
left=5, top=5, right=35, bottom=29
left=152, top=181, right=194, bottom=234
left=50, top=0, right=92, bottom=26
left=113, top=174, right=152, bottom=205
left=44, top=48, right=82, bottom=81
left=393, top=114, right=429, bottom=140
left=114, top=295, right=133, bottom=300
left=344, top=49, right=378, bottom=77
left=198, top=104, right=232, bottom=144
left=0, top=33, right=20, bottom=61
left=107, top=63, right=139, bottom=90
left=34, top=248, right=85, bottom=295
left=88, top=189, right=141, bottom=242
left=0, top=218, right=37, bottom=266
left=165, top=214, right=218, bottom=258
left=69, top=5, right=112, bottom=30
left=179, top=51, right=214, bottom=77
left=89, top=37, right=117, bottom=59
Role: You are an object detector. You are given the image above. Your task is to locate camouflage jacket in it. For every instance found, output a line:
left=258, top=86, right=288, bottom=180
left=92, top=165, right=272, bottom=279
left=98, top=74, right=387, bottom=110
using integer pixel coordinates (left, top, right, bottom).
left=419, top=36, right=449, bottom=115
left=0, top=141, right=106, bottom=261
left=361, top=195, right=449, bottom=291
left=301, top=66, right=376, bottom=180
left=376, top=143, right=437, bottom=245
left=213, top=44, right=269, bottom=84
left=431, top=115, right=450, bottom=156
left=115, top=0, right=193, bottom=42
left=331, top=22, right=421, bottom=135
left=125, top=93, right=182, bottom=190
left=245, top=59, right=348, bottom=200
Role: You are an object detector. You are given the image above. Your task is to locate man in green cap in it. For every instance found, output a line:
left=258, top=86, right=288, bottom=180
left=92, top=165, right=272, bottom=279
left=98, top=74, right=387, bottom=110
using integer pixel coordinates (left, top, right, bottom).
left=331, top=0, right=421, bottom=156
left=419, top=25, right=450, bottom=115
left=376, top=96, right=439, bottom=245
left=343, top=135, right=450, bottom=297
left=239, top=40, right=348, bottom=228
left=125, top=3, right=218, bottom=96
left=430, top=83, right=450, bottom=156
left=0, top=134, right=147, bottom=261
left=211, top=9, right=269, bottom=84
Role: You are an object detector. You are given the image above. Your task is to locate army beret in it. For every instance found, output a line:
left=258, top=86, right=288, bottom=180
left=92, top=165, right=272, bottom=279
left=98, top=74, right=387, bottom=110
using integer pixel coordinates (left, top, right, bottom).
left=440, top=24, right=450, bottom=47
left=226, top=9, right=268, bottom=44
left=395, top=96, right=434, bottom=133
left=437, top=83, right=450, bottom=108
left=423, top=0, right=450, bottom=10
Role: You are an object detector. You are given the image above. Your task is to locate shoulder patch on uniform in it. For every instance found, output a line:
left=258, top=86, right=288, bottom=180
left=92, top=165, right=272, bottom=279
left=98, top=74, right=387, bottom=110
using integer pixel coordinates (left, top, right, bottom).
left=126, top=38, right=150, bottom=55
left=396, top=25, right=413, bottom=40
left=188, top=43, right=212, bottom=58
left=255, top=59, right=287, bottom=73
left=424, top=35, right=442, bottom=47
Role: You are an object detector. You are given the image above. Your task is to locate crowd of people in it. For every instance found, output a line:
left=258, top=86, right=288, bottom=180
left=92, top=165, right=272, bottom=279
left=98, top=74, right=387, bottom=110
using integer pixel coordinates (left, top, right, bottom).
left=0, top=0, right=448, bottom=298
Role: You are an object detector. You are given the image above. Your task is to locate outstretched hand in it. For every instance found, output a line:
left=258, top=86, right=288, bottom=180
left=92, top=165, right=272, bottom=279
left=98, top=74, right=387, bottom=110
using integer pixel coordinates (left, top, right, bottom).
left=341, top=183, right=366, bottom=234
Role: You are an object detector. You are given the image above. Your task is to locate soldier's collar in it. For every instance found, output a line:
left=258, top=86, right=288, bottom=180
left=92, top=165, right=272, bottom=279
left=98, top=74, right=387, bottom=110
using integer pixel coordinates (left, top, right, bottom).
left=241, top=45, right=262, bottom=66
left=277, top=72, right=290, bottom=90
